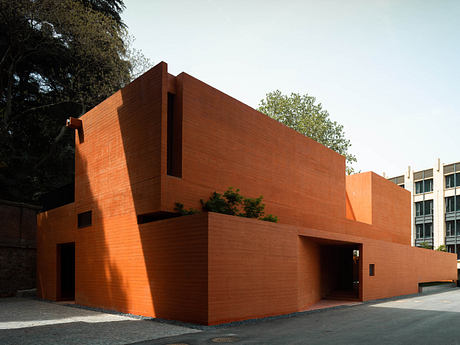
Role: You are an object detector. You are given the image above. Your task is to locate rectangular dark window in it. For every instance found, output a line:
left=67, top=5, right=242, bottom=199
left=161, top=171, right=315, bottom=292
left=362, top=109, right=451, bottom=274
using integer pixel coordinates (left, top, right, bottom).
left=415, top=181, right=423, bottom=194
left=415, top=201, right=424, bottom=216
left=446, top=196, right=455, bottom=213
left=416, top=179, right=433, bottom=194
left=399, top=184, right=405, bottom=189
left=167, top=92, right=182, bottom=177
left=424, top=179, right=433, bottom=193
left=424, top=200, right=433, bottom=215
left=369, top=264, right=375, bottom=276
left=424, top=223, right=432, bottom=238
left=416, top=224, right=423, bottom=238
left=446, top=174, right=455, bottom=189
left=456, top=173, right=460, bottom=188
left=78, top=211, right=92, bottom=228
left=446, top=221, right=456, bottom=237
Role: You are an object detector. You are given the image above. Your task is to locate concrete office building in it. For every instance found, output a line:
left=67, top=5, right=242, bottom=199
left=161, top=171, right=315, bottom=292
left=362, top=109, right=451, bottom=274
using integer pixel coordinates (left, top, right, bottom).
left=388, top=160, right=460, bottom=260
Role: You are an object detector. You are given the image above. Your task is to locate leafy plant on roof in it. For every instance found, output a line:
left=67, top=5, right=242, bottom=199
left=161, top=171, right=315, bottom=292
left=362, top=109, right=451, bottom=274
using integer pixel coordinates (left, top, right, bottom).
left=175, top=187, right=278, bottom=222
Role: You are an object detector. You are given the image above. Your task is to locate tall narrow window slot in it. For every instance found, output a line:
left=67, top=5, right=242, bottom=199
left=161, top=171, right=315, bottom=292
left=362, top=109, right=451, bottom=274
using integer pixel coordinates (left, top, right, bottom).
left=167, top=92, right=182, bottom=177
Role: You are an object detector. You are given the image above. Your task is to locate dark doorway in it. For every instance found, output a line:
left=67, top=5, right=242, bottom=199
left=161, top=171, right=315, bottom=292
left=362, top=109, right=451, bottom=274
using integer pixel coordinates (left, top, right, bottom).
left=321, top=244, right=361, bottom=300
left=57, top=242, right=75, bottom=301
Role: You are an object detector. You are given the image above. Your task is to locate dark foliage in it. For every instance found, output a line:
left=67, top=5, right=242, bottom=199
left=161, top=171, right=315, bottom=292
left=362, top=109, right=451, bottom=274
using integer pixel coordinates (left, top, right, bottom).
left=177, top=187, right=278, bottom=223
left=0, top=0, right=131, bottom=202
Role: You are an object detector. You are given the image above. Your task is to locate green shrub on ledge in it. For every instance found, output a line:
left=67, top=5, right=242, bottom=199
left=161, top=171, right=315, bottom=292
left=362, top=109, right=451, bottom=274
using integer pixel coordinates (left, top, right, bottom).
left=175, top=187, right=278, bottom=223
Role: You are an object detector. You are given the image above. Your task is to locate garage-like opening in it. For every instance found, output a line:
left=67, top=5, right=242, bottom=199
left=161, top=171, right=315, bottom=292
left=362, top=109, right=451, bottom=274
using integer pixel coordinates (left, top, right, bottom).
left=57, top=242, right=75, bottom=301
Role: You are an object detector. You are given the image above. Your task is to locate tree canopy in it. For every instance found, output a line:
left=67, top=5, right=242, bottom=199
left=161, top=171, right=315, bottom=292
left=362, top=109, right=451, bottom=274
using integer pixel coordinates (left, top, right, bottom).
left=257, top=90, right=357, bottom=174
left=0, top=0, right=151, bottom=203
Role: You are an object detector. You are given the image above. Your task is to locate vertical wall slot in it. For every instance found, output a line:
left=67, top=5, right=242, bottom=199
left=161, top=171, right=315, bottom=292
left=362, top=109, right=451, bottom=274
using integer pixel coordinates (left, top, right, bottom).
left=167, top=92, right=182, bottom=177
left=369, top=264, right=375, bottom=276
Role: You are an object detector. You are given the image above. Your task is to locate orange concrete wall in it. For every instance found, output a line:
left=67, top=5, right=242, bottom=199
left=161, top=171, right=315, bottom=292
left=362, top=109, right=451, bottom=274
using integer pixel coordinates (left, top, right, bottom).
left=162, top=72, right=347, bottom=231
left=38, top=207, right=209, bottom=323
left=346, top=172, right=372, bottom=224
left=297, top=237, right=322, bottom=311
left=208, top=213, right=298, bottom=324
left=206, top=212, right=457, bottom=325
left=37, top=203, right=76, bottom=300
left=345, top=172, right=411, bottom=245
left=369, top=173, right=411, bottom=245
left=36, top=61, right=457, bottom=326
left=75, top=62, right=166, bottom=220
left=361, top=241, right=456, bottom=301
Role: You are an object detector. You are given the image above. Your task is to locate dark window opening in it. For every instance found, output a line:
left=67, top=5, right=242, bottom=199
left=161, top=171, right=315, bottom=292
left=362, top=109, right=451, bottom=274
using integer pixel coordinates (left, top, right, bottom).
left=167, top=92, right=182, bottom=177
left=78, top=211, right=92, bottom=228
left=415, top=200, right=433, bottom=216
left=446, top=196, right=460, bottom=213
left=445, top=173, right=460, bottom=188
left=57, top=242, right=75, bottom=301
left=369, top=264, right=375, bottom=276
left=137, top=211, right=181, bottom=224
left=415, top=179, right=433, bottom=194
left=424, top=223, right=433, bottom=238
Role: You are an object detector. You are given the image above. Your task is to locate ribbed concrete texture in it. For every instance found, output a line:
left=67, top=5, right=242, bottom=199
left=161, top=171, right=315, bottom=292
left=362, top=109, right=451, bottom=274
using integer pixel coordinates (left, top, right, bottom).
left=37, top=61, right=457, bottom=325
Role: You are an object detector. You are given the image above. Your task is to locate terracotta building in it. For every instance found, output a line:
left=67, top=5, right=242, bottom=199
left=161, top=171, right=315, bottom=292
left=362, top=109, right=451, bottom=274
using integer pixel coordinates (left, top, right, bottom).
left=37, top=62, right=457, bottom=325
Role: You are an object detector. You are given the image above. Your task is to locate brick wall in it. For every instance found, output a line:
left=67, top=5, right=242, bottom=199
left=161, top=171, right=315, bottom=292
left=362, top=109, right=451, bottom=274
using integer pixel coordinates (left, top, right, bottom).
left=0, top=200, right=38, bottom=296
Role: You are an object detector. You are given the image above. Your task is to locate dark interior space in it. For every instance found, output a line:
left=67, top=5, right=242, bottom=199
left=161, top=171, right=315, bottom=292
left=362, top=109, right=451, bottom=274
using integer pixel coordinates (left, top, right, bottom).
left=58, top=242, right=75, bottom=301
left=166, top=91, right=182, bottom=177
left=321, top=244, right=360, bottom=300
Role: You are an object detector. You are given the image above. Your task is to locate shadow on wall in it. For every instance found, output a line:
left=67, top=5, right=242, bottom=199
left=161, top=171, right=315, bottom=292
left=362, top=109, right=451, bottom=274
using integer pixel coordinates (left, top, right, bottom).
left=74, top=149, right=128, bottom=313
left=112, top=64, right=210, bottom=323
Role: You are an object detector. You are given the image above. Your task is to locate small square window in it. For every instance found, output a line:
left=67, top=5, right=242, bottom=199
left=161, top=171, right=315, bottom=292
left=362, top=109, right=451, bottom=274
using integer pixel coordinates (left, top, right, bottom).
left=78, top=211, right=92, bottom=228
left=369, top=264, right=375, bottom=276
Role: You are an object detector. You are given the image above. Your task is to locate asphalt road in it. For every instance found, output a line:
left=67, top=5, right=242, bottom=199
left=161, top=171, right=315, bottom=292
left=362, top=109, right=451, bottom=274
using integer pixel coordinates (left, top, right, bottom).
left=133, top=288, right=460, bottom=345
left=3, top=290, right=460, bottom=345
left=0, top=298, right=199, bottom=345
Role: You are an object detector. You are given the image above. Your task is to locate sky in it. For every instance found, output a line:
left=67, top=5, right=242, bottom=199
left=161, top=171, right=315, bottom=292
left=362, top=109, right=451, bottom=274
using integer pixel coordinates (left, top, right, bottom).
left=122, top=0, right=460, bottom=177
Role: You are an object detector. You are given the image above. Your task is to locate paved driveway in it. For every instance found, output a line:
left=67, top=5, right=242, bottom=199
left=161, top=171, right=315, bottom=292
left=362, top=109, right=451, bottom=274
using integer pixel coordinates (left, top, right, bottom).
left=133, top=288, right=460, bottom=345
left=0, top=298, right=199, bottom=345
left=4, top=290, right=460, bottom=345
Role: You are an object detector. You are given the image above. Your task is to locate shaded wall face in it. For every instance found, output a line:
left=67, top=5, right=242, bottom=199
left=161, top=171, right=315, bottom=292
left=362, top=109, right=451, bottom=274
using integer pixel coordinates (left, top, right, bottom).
left=162, top=73, right=347, bottom=230
left=75, top=63, right=165, bottom=219
left=297, top=237, right=322, bottom=310
left=370, top=173, right=411, bottom=244
left=208, top=213, right=298, bottom=325
left=346, top=172, right=411, bottom=245
left=37, top=203, right=76, bottom=300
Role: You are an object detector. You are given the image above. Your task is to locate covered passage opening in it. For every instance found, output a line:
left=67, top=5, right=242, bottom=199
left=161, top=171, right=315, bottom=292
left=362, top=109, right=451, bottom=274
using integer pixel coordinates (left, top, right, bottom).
left=321, top=241, right=361, bottom=300
left=298, top=236, right=361, bottom=311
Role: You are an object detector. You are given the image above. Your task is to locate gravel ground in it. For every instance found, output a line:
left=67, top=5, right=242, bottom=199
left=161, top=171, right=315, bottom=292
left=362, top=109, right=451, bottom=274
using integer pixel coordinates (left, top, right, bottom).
left=0, top=297, right=200, bottom=345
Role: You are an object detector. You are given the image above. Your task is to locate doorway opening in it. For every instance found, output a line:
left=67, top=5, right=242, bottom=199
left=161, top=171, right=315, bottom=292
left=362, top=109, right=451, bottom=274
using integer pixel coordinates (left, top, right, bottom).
left=321, top=243, right=361, bottom=300
left=57, top=242, right=75, bottom=301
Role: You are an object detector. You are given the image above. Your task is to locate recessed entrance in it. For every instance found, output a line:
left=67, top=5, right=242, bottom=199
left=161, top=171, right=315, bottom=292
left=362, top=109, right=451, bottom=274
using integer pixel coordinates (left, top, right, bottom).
left=321, top=244, right=361, bottom=300
left=57, top=242, right=75, bottom=301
